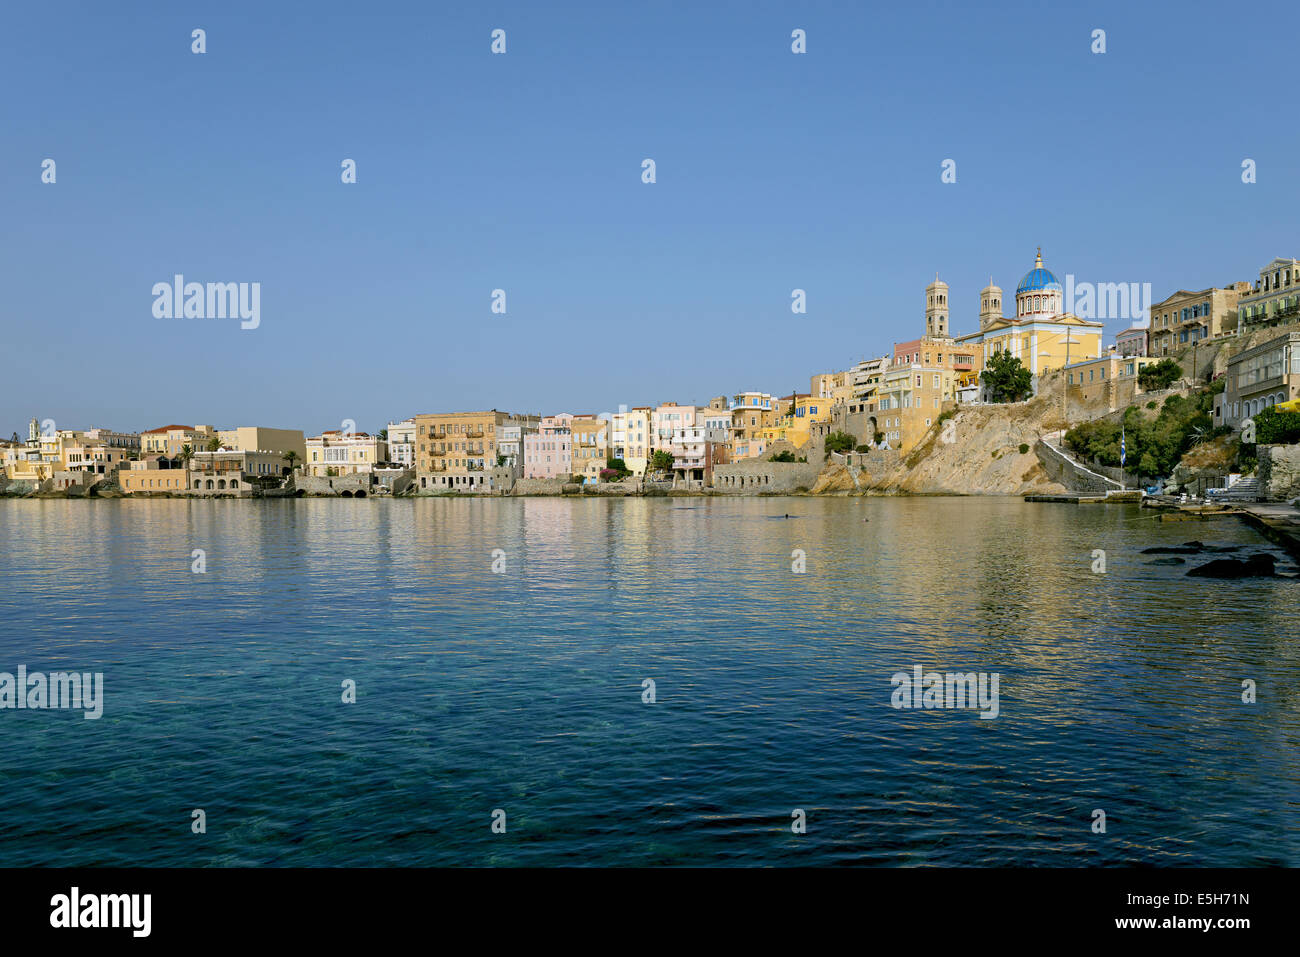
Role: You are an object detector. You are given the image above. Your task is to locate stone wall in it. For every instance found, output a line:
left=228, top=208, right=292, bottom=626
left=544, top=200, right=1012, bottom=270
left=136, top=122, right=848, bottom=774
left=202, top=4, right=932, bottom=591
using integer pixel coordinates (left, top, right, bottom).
left=512, top=477, right=567, bottom=496
left=294, top=473, right=375, bottom=496
left=1257, top=444, right=1300, bottom=501
left=711, top=459, right=820, bottom=494
left=1034, top=439, right=1123, bottom=495
left=835, top=448, right=901, bottom=474
left=582, top=479, right=640, bottom=495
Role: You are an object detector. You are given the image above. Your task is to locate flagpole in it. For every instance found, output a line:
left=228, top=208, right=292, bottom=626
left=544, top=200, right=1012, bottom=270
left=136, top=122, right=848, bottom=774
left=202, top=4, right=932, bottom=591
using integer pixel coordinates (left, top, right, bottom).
left=1120, top=425, right=1126, bottom=491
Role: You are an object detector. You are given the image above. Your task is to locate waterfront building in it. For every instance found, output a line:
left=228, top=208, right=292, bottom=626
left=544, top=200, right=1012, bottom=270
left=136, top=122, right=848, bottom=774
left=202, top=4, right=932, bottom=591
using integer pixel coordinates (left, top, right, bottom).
left=187, top=450, right=290, bottom=495
left=570, top=415, right=610, bottom=485
left=495, top=416, right=540, bottom=475
left=523, top=414, right=574, bottom=480
left=304, top=430, right=387, bottom=476
left=729, top=392, right=777, bottom=460
left=386, top=419, right=416, bottom=467
left=119, top=455, right=188, bottom=493
left=1147, top=285, right=1245, bottom=356
left=2, top=443, right=51, bottom=482
left=670, top=423, right=729, bottom=486
left=414, top=410, right=518, bottom=492
left=1214, top=331, right=1300, bottom=428
left=611, top=407, right=652, bottom=475
left=954, top=250, right=1104, bottom=386
left=1236, top=257, right=1300, bottom=328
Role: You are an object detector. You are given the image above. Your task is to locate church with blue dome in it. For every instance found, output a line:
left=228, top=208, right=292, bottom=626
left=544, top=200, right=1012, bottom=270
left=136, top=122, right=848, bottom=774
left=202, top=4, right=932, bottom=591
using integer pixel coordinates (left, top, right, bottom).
left=953, top=248, right=1105, bottom=388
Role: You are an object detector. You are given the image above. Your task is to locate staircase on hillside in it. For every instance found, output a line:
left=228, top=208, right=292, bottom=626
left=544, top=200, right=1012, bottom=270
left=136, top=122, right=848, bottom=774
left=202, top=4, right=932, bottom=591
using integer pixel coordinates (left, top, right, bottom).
left=1215, top=476, right=1259, bottom=503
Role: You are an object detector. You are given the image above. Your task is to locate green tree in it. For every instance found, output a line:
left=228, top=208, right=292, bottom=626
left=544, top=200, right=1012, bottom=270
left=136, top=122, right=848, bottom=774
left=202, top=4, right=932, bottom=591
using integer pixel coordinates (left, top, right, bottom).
left=283, top=450, right=298, bottom=472
left=205, top=436, right=222, bottom=452
left=1138, top=358, right=1182, bottom=392
left=824, top=431, right=856, bottom=455
left=179, top=444, right=194, bottom=471
left=1253, top=407, right=1300, bottom=445
left=980, top=350, right=1033, bottom=403
left=650, top=450, right=674, bottom=471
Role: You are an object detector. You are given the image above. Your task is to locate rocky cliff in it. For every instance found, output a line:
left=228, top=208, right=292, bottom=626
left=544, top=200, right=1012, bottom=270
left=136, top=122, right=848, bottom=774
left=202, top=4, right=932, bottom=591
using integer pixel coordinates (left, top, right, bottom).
left=812, top=393, right=1077, bottom=496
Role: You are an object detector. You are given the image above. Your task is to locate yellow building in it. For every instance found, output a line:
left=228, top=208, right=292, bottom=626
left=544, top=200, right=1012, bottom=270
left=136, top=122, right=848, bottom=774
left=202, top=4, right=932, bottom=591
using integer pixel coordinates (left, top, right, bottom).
left=304, top=431, right=387, bottom=476
left=755, top=394, right=831, bottom=451
left=414, top=410, right=514, bottom=492
left=570, top=415, right=611, bottom=484
left=611, top=407, right=652, bottom=475
left=1063, top=353, right=1163, bottom=411
left=729, top=392, right=778, bottom=459
left=119, top=456, right=189, bottom=493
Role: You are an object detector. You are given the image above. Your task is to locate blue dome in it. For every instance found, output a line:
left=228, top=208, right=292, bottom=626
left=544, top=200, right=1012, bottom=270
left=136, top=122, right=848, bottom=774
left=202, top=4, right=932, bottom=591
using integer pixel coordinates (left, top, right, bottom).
left=1017, top=251, right=1061, bottom=294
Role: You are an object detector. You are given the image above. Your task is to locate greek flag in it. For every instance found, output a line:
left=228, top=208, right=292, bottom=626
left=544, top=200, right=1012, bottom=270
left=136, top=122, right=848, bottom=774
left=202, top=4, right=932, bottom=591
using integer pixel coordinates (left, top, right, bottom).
left=1120, top=427, right=1126, bottom=466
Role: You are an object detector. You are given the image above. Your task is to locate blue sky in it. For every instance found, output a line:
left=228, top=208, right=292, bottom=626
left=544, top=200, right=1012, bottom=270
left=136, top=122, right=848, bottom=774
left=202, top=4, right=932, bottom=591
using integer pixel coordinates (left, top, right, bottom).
left=2, top=0, right=1297, bottom=437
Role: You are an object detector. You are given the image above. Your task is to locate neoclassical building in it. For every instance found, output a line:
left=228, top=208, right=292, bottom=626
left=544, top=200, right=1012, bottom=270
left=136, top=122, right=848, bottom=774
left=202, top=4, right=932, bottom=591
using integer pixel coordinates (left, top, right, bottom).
left=955, top=250, right=1104, bottom=392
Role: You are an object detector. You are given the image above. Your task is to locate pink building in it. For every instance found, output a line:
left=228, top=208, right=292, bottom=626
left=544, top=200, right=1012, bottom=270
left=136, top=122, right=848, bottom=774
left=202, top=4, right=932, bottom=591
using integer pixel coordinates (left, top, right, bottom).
left=523, top=414, right=574, bottom=479
left=651, top=403, right=700, bottom=452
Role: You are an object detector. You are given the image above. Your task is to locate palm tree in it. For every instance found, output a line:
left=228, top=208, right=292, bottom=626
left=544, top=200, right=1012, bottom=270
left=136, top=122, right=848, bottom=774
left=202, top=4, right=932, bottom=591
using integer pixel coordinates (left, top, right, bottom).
left=179, top=444, right=194, bottom=471
left=283, top=450, right=299, bottom=473
left=205, top=436, right=221, bottom=452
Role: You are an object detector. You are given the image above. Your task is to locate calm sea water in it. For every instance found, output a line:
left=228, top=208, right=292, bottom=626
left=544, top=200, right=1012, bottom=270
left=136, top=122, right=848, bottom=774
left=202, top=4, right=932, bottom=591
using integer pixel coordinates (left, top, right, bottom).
left=1, top=496, right=1297, bottom=867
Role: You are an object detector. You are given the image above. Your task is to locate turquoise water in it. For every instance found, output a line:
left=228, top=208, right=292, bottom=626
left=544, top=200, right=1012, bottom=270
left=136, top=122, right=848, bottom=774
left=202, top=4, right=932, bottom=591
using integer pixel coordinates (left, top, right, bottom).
left=1, top=496, right=1297, bottom=866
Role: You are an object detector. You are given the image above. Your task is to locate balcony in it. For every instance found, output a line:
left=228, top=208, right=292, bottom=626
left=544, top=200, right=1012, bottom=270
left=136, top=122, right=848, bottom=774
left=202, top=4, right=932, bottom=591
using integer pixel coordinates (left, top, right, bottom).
left=467, top=429, right=485, bottom=438
left=429, top=448, right=447, bottom=457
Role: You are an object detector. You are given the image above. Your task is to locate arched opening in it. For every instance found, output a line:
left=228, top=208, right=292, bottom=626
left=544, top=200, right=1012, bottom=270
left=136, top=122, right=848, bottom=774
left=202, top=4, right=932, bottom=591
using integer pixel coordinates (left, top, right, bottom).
left=217, top=479, right=226, bottom=489
left=355, top=489, right=366, bottom=498
left=340, top=490, right=353, bottom=498
left=206, top=480, right=214, bottom=490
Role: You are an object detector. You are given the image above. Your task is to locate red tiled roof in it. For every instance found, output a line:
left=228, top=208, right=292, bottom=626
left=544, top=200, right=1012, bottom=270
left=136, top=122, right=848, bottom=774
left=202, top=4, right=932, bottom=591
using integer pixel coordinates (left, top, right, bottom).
left=142, top=424, right=194, bottom=434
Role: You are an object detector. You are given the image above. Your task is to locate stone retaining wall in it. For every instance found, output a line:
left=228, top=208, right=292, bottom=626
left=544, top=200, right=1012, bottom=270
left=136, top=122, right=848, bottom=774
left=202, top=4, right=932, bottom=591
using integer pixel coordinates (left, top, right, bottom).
left=513, top=477, right=567, bottom=496
left=1034, top=440, right=1123, bottom=495
left=1258, top=444, right=1300, bottom=501
left=711, top=460, right=820, bottom=494
left=294, top=473, right=375, bottom=496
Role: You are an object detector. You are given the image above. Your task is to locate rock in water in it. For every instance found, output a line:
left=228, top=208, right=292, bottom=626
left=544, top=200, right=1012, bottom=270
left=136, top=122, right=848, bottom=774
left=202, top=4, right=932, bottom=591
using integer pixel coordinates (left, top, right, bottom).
left=1145, top=557, right=1186, bottom=565
left=1186, top=554, right=1277, bottom=578
left=1142, top=543, right=1204, bottom=554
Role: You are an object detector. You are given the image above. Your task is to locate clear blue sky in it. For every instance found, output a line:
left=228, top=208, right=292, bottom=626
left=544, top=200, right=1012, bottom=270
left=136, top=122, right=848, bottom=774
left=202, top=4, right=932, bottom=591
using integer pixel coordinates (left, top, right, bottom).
left=3, top=0, right=1296, bottom=437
